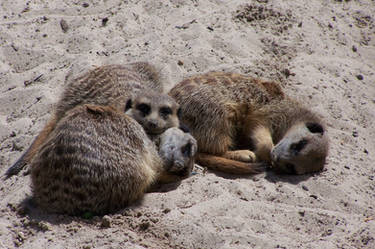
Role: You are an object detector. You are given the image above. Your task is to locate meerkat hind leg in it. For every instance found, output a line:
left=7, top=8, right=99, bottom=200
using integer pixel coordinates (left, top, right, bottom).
left=250, top=125, right=274, bottom=163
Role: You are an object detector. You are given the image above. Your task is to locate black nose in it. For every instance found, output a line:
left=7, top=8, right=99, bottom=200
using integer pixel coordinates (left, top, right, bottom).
left=176, top=167, right=190, bottom=177
left=148, top=121, right=157, bottom=129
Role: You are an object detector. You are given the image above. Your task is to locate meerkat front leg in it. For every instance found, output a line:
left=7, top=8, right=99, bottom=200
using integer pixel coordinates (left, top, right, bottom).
left=221, top=102, right=257, bottom=162
left=222, top=150, right=256, bottom=162
left=250, top=125, right=274, bottom=163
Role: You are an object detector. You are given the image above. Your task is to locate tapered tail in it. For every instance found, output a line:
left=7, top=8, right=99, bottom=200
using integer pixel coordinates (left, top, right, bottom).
left=5, top=115, right=57, bottom=178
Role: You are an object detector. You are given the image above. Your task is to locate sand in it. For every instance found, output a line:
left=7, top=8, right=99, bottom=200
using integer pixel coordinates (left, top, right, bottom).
left=0, top=0, right=374, bottom=248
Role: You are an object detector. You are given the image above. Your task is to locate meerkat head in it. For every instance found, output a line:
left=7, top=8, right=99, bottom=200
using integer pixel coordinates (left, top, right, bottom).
left=125, top=91, right=181, bottom=135
left=157, top=127, right=197, bottom=182
left=270, top=122, right=329, bottom=175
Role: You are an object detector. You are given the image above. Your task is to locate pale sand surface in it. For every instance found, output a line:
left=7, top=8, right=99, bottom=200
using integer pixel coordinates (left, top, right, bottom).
left=0, top=0, right=374, bottom=248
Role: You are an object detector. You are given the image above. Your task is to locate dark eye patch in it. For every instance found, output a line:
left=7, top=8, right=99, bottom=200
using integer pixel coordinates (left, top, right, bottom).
left=181, top=142, right=192, bottom=157
left=136, top=103, right=151, bottom=116
left=177, top=107, right=182, bottom=119
left=306, top=122, right=324, bottom=134
left=160, top=106, right=172, bottom=117
left=124, top=99, right=132, bottom=112
left=290, top=139, right=308, bottom=153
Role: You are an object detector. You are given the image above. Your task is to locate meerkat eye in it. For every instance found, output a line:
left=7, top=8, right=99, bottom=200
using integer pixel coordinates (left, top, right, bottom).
left=306, top=122, right=324, bottom=134
left=160, top=107, right=172, bottom=118
left=290, top=139, right=308, bottom=153
left=136, top=103, right=151, bottom=116
left=181, top=142, right=192, bottom=157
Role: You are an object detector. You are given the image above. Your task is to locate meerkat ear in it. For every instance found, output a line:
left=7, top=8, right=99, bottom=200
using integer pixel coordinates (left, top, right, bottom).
left=190, top=139, right=198, bottom=156
left=86, top=104, right=114, bottom=116
left=124, top=99, right=132, bottom=112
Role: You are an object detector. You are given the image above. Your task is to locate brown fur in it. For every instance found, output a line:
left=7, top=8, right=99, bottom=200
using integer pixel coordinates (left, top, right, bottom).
left=6, top=62, right=179, bottom=177
left=169, top=72, right=329, bottom=175
left=31, top=104, right=196, bottom=215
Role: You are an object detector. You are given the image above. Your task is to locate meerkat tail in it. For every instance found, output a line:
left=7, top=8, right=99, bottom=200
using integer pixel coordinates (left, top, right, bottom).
left=196, top=153, right=265, bottom=175
left=5, top=115, right=58, bottom=178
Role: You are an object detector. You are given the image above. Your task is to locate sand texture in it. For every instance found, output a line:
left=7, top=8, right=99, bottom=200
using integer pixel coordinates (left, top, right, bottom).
left=0, top=0, right=374, bottom=248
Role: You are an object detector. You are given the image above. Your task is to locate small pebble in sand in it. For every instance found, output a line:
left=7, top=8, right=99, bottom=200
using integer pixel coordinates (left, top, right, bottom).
left=60, top=19, right=69, bottom=33
left=102, top=17, right=109, bottom=26
left=163, top=208, right=171, bottom=214
left=101, top=215, right=111, bottom=228
left=38, top=221, right=50, bottom=231
left=139, top=221, right=150, bottom=230
left=356, top=74, right=364, bottom=80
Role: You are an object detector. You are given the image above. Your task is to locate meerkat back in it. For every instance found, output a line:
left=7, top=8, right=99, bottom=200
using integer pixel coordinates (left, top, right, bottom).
left=57, top=62, right=163, bottom=119
left=170, top=72, right=285, bottom=150
left=5, top=62, right=165, bottom=178
left=31, top=104, right=161, bottom=215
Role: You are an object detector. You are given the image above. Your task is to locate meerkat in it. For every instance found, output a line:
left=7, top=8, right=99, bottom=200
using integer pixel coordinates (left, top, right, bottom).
left=6, top=62, right=180, bottom=177
left=169, top=72, right=329, bottom=175
left=31, top=104, right=197, bottom=215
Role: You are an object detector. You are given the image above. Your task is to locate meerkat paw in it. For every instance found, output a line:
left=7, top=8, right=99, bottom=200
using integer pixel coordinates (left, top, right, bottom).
left=223, top=150, right=257, bottom=162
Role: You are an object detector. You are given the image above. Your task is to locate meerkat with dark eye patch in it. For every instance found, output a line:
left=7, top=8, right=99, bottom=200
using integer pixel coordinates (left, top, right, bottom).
left=6, top=62, right=181, bottom=177
left=169, top=72, right=329, bottom=175
left=125, top=92, right=180, bottom=140
left=31, top=104, right=197, bottom=215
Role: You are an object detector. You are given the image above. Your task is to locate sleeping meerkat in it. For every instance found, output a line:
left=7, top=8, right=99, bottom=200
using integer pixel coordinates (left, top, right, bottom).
left=31, top=104, right=197, bottom=215
left=169, top=72, right=329, bottom=175
left=6, top=62, right=180, bottom=177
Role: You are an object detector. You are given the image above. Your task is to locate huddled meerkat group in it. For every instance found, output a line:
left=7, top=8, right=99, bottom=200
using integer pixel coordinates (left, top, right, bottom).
left=6, top=62, right=197, bottom=215
left=6, top=63, right=329, bottom=215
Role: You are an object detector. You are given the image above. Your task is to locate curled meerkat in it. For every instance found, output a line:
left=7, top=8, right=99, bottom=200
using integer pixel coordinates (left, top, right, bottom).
left=169, top=72, right=329, bottom=175
left=31, top=104, right=197, bottom=215
left=6, top=63, right=180, bottom=177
